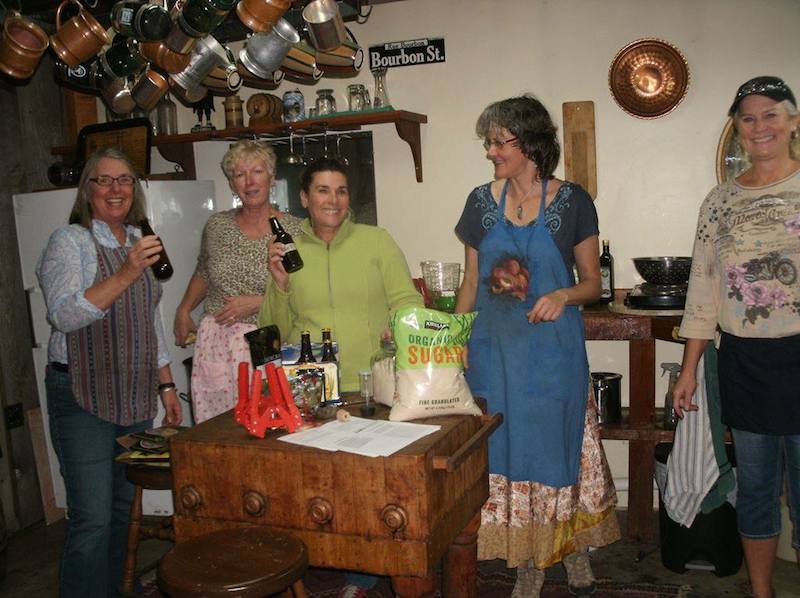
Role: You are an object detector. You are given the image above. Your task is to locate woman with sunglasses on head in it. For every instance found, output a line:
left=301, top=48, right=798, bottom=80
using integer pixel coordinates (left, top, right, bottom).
left=455, top=95, right=619, bottom=597
left=37, top=148, right=182, bottom=597
left=673, top=76, right=800, bottom=598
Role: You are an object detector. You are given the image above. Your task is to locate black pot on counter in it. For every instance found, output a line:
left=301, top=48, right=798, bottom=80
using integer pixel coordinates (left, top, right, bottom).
left=591, top=372, right=622, bottom=424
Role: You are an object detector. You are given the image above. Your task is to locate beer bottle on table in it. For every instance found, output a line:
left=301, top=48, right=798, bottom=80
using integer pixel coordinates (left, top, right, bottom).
left=139, top=219, right=174, bottom=281
left=599, top=239, right=614, bottom=303
left=298, top=331, right=316, bottom=363
left=320, top=328, right=336, bottom=362
left=269, top=217, right=303, bottom=273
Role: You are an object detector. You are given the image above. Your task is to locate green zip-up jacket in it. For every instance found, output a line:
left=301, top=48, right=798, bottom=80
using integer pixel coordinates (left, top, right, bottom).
left=258, top=217, right=422, bottom=391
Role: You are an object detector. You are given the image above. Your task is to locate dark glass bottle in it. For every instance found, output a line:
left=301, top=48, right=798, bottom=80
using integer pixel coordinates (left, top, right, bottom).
left=111, top=1, right=172, bottom=41
left=100, top=34, right=148, bottom=79
left=139, top=219, right=174, bottom=281
left=599, top=239, right=614, bottom=303
left=298, top=330, right=316, bottom=363
left=269, top=217, right=303, bottom=273
left=320, top=328, right=336, bottom=362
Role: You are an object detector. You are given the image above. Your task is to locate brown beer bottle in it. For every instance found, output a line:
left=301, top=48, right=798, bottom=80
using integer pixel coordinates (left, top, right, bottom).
left=139, top=219, right=174, bottom=281
left=269, top=217, right=303, bottom=273
left=298, top=330, right=316, bottom=363
left=320, top=328, right=336, bottom=362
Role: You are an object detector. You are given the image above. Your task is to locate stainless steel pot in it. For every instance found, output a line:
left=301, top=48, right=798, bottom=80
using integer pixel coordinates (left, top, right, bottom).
left=591, top=372, right=622, bottom=424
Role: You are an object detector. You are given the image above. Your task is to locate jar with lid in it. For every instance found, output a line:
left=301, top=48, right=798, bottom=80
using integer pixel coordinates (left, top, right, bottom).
left=370, top=338, right=396, bottom=406
left=315, top=88, right=336, bottom=116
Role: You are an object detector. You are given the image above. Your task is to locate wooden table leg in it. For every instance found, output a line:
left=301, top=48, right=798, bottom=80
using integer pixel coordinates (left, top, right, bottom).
left=122, top=484, right=143, bottom=593
left=391, top=575, right=437, bottom=597
left=443, top=512, right=480, bottom=598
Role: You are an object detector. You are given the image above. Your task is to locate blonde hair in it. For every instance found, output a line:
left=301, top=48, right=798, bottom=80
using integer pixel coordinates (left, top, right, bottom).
left=68, top=148, right=147, bottom=229
left=220, top=140, right=277, bottom=183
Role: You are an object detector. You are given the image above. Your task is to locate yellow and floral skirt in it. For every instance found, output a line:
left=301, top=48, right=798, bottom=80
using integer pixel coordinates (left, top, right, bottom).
left=478, top=390, right=621, bottom=569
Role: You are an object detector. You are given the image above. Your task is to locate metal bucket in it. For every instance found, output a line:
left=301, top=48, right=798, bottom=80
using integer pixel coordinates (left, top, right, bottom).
left=591, top=371, right=622, bottom=424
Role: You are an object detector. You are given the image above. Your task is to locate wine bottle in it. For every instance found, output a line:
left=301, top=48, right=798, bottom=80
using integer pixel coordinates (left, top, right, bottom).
left=599, top=239, right=614, bottom=303
left=298, top=330, right=316, bottom=363
left=269, top=217, right=303, bottom=273
left=320, top=328, right=336, bottom=363
left=139, top=219, right=174, bottom=281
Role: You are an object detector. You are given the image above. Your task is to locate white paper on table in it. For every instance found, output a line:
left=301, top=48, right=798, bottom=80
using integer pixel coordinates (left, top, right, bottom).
left=278, top=417, right=441, bottom=457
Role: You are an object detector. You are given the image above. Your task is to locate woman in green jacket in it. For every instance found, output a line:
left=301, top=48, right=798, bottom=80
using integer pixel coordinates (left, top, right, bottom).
left=258, top=157, right=422, bottom=393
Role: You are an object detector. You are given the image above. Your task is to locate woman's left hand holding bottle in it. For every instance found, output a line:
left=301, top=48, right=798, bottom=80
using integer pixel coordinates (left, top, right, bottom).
left=267, top=236, right=290, bottom=291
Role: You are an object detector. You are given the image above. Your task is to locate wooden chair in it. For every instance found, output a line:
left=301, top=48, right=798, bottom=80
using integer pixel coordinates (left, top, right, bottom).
left=157, top=527, right=308, bottom=597
left=122, top=464, right=175, bottom=593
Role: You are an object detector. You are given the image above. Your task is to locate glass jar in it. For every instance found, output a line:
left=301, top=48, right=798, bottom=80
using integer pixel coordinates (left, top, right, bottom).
left=347, top=83, right=364, bottom=111
left=370, top=339, right=396, bottom=406
left=315, top=88, right=336, bottom=116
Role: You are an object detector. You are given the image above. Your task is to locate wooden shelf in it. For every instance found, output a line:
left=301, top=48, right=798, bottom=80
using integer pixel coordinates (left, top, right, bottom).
left=53, top=109, right=428, bottom=183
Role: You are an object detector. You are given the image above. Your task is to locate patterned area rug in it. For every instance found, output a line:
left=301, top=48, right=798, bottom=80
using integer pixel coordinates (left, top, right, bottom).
left=143, top=560, right=690, bottom=597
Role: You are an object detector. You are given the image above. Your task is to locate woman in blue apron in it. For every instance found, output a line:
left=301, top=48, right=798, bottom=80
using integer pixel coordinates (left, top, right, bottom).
left=455, top=96, right=619, bottom=597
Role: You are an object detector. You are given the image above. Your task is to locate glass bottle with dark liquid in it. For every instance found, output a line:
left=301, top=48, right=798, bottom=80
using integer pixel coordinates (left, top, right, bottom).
left=320, top=328, right=336, bottom=362
left=269, top=217, right=303, bottom=273
left=298, top=330, right=316, bottom=363
left=599, top=239, right=614, bottom=303
left=139, top=219, right=174, bottom=281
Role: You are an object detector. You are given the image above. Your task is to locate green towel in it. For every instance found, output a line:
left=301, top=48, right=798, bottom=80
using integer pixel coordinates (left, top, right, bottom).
left=700, top=341, right=736, bottom=513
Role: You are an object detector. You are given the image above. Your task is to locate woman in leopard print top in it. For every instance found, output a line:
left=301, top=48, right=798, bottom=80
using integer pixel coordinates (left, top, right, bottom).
left=174, top=140, right=302, bottom=423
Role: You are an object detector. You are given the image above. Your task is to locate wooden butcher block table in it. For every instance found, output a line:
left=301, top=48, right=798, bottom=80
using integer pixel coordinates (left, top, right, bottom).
left=169, top=405, right=501, bottom=598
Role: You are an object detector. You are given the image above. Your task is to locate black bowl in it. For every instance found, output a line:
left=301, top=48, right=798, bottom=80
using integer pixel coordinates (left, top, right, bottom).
left=633, top=257, right=692, bottom=286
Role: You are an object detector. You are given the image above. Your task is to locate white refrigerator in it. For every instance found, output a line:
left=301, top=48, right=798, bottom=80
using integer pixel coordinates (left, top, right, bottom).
left=14, top=179, right=217, bottom=516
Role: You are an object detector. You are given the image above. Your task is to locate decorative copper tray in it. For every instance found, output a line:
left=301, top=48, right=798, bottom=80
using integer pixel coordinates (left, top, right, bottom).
left=609, top=38, right=690, bottom=119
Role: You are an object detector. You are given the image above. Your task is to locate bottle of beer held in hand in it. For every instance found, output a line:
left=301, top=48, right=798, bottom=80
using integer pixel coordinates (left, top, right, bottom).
left=269, top=217, right=303, bottom=273
left=139, top=219, right=174, bottom=281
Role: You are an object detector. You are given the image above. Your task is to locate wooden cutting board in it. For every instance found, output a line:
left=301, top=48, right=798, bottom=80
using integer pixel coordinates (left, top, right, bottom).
left=563, top=101, right=597, bottom=199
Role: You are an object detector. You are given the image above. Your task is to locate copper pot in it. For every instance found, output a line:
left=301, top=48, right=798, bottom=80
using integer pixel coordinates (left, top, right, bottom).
left=50, top=0, right=111, bottom=68
left=0, top=10, right=50, bottom=79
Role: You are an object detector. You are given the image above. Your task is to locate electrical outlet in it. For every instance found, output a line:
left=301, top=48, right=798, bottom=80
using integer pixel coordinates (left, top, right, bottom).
left=5, top=404, right=24, bottom=430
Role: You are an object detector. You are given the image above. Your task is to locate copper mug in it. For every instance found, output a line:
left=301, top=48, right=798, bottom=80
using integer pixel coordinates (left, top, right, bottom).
left=236, top=0, right=292, bottom=33
left=50, top=0, right=112, bottom=68
left=131, top=67, right=170, bottom=111
left=0, top=11, right=50, bottom=79
left=139, top=41, right=192, bottom=75
left=281, top=41, right=323, bottom=81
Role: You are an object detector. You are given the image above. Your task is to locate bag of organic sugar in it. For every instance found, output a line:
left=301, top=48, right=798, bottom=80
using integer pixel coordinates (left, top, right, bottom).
left=389, top=306, right=481, bottom=421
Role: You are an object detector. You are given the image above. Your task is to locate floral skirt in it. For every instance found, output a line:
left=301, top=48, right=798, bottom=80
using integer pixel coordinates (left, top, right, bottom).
left=478, top=389, right=621, bottom=569
left=190, top=315, right=255, bottom=424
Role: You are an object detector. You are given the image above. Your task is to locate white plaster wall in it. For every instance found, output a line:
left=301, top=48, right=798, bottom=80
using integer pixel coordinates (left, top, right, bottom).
left=150, top=0, right=800, bottom=505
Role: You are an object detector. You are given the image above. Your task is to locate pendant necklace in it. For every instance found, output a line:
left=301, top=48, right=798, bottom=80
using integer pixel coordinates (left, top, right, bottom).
left=515, top=185, right=536, bottom=220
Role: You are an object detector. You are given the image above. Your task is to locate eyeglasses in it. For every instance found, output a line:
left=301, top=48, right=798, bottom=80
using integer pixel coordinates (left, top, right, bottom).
left=90, top=174, right=136, bottom=187
left=482, top=136, right=519, bottom=151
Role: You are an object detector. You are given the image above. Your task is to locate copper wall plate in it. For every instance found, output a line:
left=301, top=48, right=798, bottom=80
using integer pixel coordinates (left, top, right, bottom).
left=609, top=38, right=690, bottom=119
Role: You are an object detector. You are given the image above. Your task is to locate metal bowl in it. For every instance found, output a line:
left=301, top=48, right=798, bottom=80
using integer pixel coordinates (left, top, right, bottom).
left=633, top=257, right=692, bottom=286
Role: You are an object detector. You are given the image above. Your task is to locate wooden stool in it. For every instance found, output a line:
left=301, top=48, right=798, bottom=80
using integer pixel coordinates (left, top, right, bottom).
left=122, top=464, right=174, bottom=593
left=157, top=527, right=308, bottom=597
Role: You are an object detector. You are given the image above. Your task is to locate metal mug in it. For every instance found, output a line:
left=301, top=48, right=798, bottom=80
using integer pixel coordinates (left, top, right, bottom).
left=131, top=66, right=170, bottom=111
left=50, top=0, right=112, bottom=68
left=302, top=0, right=346, bottom=52
left=238, top=18, right=299, bottom=80
left=139, top=41, right=192, bottom=74
left=235, top=0, right=292, bottom=33
left=203, top=63, right=243, bottom=92
left=99, top=72, right=136, bottom=115
left=590, top=372, right=622, bottom=425
left=0, top=10, right=50, bottom=80
left=163, top=20, right=199, bottom=54
left=171, top=35, right=232, bottom=99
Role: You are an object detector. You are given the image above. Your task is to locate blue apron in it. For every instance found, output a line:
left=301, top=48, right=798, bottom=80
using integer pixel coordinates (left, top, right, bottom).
left=466, top=180, right=588, bottom=487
